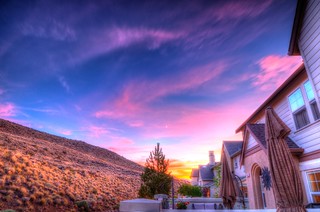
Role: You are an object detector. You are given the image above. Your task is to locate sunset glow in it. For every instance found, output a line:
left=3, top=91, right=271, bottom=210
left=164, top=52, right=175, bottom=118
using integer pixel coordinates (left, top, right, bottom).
left=0, top=0, right=301, bottom=179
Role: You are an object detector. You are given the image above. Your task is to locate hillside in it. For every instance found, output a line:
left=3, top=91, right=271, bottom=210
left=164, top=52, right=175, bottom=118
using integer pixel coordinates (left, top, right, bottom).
left=0, top=118, right=143, bottom=211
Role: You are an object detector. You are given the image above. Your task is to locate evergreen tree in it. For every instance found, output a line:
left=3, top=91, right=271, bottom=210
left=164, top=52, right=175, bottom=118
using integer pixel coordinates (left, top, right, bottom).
left=138, top=143, right=172, bottom=198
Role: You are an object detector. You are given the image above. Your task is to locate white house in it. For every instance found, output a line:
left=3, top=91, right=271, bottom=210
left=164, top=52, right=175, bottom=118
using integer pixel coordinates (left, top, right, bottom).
left=234, top=0, right=320, bottom=208
left=288, top=0, right=320, bottom=205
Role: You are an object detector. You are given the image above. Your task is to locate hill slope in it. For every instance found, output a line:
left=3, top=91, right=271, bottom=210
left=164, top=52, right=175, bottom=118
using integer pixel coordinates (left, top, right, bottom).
left=0, top=118, right=143, bottom=211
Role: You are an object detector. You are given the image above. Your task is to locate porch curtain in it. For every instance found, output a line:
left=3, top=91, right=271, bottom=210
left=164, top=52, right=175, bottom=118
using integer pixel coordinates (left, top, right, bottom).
left=219, top=150, right=236, bottom=209
left=265, top=107, right=306, bottom=212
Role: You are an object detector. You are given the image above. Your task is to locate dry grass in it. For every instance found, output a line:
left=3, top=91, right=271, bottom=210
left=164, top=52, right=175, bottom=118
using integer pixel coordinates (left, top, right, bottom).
left=0, top=118, right=143, bottom=211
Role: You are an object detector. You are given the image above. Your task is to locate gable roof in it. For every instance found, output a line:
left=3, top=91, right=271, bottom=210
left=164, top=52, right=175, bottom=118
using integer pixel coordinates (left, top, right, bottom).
left=247, top=123, right=300, bottom=149
left=288, top=0, right=307, bottom=55
left=235, top=64, right=305, bottom=133
left=240, top=123, right=304, bottom=166
left=223, top=141, right=243, bottom=158
left=190, top=168, right=199, bottom=178
left=199, top=165, right=214, bottom=181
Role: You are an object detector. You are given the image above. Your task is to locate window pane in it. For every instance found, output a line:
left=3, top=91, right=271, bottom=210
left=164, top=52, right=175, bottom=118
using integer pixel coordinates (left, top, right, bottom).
left=311, top=101, right=320, bottom=120
left=304, top=81, right=315, bottom=101
left=294, top=108, right=309, bottom=129
left=315, top=172, right=320, bottom=181
left=313, top=194, right=320, bottom=203
left=309, top=173, right=316, bottom=181
left=309, top=181, right=318, bottom=192
left=289, top=89, right=305, bottom=112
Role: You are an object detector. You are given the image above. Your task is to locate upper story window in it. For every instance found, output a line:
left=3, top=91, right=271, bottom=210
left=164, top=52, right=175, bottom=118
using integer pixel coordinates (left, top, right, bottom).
left=289, top=88, right=309, bottom=129
left=289, top=89, right=305, bottom=111
left=288, top=80, right=320, bottom=130
left=304, top=81, right=320, bottom=121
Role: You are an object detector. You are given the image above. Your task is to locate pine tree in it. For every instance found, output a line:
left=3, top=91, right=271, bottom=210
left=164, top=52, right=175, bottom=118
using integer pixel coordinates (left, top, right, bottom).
left=138, top=143, right=172, bottom=198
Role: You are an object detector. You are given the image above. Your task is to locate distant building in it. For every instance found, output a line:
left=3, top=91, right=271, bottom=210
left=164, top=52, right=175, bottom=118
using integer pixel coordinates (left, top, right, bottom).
left=190, top=151, right=220, bottom=197
left=221, top=141, right=247, bottom=198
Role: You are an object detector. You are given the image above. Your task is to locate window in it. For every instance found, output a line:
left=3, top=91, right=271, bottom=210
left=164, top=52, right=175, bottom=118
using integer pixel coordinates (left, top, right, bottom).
left=304, top=81, right=320, bottom=121
left=307, top=170, right=320, bottom=203
left=289, top=89, right=309, bottom=129
left=289, top=89, right=305, bottom=111
left=288, top=80, right=320, bottom=130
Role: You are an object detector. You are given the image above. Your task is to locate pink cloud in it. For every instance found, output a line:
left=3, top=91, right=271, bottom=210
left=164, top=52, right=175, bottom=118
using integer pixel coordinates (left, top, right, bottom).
left=0, top=103, right=16, bottom=117
left=253, top=55, right=302, bottom=91
left=104, top=138, right=152, bottom=161
left=57, top=129, right=72, bottom=136
left=87, top=125, right=109, bottom=138
left=95, top=61, right=227, bottom=121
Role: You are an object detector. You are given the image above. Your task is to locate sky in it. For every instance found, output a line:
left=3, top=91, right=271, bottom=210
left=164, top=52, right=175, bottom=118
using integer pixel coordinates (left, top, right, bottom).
left=0, top=0, right=303, bottom=179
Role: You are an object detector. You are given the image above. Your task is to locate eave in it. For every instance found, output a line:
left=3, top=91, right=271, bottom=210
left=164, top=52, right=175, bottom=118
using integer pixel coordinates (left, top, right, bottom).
left=235, top=64, right=305, bottom=133
left=288, top=0, right=307, bottom=55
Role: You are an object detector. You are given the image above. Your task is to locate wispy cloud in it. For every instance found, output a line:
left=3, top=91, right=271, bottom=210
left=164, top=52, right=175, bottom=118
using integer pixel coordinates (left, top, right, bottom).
left=21, top=107, right=60, bottom=115
left=20, top=19, right=76, bottom=41
left=72, top=27, right=181, bottom=64
left=252, top=55, right=302, bottom=91
left=95, top=61, right=227, bottom=120
left=212, top=0, right=272, bottom=20
left=58, top=76, right=71, bottom=93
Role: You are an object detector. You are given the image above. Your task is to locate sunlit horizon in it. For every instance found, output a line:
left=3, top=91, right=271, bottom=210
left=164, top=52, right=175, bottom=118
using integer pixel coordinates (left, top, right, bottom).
left=0, top=0, right=301, bottom=179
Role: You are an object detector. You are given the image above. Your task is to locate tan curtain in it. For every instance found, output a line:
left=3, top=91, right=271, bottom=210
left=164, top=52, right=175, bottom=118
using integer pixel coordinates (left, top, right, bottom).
left=265, top=107, right=306, bottom=212
left=219, top=150, right=237, bottom=209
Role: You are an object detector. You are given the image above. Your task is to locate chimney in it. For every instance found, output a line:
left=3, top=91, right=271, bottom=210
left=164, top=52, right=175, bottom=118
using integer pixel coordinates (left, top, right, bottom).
left=209, top=151, right=215, bottom=165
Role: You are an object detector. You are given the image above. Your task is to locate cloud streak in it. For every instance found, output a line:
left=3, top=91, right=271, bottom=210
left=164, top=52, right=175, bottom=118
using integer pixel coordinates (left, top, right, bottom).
left=95, top=61, right=227, bottom=120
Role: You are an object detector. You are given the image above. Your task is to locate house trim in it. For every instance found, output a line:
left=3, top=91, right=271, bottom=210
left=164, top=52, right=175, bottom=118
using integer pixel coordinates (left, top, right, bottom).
left=244, top=145, right=261, bottom=158
left=299, top=149, right=320, bottom=162
left=288, top=0, right=307, bottom=55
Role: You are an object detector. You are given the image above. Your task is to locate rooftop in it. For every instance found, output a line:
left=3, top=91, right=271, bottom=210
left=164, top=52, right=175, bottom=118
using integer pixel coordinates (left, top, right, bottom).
left=247, top=123, right=300, bottom=149
left=223, top=141, right=243, bottom=158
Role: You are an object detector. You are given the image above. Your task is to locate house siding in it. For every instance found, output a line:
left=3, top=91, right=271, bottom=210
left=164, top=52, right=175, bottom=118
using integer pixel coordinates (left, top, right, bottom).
left=251, top=72, right=320, bottom=155
left=299, top=0, right=320, bottom=99
left=233, top=155, right=245, bottom=177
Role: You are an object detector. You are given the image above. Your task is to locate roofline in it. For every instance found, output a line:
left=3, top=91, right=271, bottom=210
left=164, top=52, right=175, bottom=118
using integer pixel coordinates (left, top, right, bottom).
left=230, top=150, right=241, bottom=158
left=235, top=64, right=305, bottom=133
left=222, top=140, right=243, bottom=158
left=288, top=0, right=307, bottom=55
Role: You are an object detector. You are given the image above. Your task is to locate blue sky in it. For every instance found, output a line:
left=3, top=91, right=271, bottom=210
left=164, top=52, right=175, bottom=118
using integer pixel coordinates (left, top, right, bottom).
left=0, top=0, right=302, bottom=178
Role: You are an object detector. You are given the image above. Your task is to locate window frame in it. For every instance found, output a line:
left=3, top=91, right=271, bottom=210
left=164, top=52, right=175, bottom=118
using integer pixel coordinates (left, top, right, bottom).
left=288, top=80, right=320, bottom=130
left=306, top=169, right=320, bottom=203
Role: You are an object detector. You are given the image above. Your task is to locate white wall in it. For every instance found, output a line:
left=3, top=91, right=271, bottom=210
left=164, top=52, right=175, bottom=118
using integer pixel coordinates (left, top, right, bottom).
left=233, top=155, right=246, bottom=178
left=299, top=0, right=320, bottom=100
left=246, top=133, right=258, bottom=150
